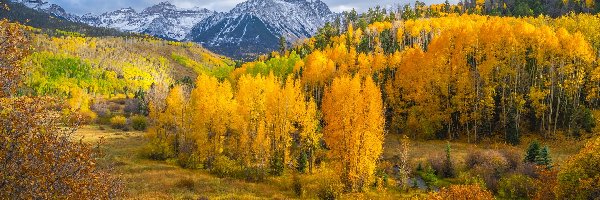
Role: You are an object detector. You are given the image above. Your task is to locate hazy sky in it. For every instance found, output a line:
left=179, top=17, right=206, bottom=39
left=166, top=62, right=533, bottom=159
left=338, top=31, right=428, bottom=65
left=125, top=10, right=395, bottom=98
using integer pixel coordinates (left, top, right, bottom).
left=43, top=0, right=457, bottom=15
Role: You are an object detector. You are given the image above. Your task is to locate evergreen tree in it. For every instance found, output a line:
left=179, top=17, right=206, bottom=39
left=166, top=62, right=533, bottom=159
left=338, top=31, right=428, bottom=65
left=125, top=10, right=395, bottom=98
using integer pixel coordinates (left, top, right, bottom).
left=524, top=140, right=541, bottom=163
left=443, top=142, right=455, bottom=178
left=279, top=35, right=287, bottom=54
left=297, top=151, right=308, bottom=173
left=506, top=109, right=520, bottom=145
left=536, top=146, right=552, bottom=169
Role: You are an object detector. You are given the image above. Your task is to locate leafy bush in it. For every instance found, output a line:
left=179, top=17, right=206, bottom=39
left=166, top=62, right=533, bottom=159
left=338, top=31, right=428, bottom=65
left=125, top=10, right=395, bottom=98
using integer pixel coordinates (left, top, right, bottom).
left=316, top=179, right=342, bottom=200
left=498, top=147, right=522, bottom=171
left=427, top=153, right=445, bottom=177
left=91, top=98, right=111, bottom=118
left=123, top=98, right=143, bottom=115
left=465, top=150, right=511, bottom=191
left=176, top=139, right=202, bottom=169
left=418, top=165, right=439, bottom=187
left=210, top=156, right=241, bottom=178
left=139, top=136, right=176, bottom=161
left=0, top=97, right=122, bottom=198
left=456, top=172, right=486, bottom=188
left=497, top=174, right=537, bottom=199
left=428, top=184, right=494, bottom=200
left=130, top=115, right=147, bottom=131
left=557, top=137, right=600, bottom=199
left=109, top=115, right=127, bottom=130
left=244, top=167, right=268, bottom=182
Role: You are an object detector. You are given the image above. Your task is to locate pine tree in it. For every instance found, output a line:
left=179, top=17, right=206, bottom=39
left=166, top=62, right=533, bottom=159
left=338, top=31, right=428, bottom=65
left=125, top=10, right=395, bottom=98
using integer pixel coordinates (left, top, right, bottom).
left=536, top=146, right=552, bottom=169
left=524, top=140, right=541, bottom=163
left=279, top=35, right=287, bottom=54
left=443, top=142, right=455, bottom=178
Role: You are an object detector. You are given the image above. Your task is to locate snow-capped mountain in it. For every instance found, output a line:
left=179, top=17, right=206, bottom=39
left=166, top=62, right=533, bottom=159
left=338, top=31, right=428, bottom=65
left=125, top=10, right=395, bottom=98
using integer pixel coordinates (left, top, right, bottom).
left=81, top=2, right=215, bottom=41
left=10, top=0, right=337, bottom=59
left=188, top=0, right=336, bottom=59
left=10, top=0, right=81, bottom=22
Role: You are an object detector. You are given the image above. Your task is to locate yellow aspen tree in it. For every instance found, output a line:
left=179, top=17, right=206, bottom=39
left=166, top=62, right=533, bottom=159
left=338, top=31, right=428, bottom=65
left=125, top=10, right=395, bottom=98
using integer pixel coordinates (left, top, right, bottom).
left=162, top=85, right=191, bottom=156
left=190, top=74, right=236, bottom=163
left=233, top=74, right=269, bottom=167
left=322, top=74, right=385, bottom=191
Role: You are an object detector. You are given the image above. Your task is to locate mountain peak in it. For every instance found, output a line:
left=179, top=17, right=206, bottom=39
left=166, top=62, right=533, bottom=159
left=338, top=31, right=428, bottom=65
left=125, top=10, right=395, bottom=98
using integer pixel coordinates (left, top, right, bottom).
left=189, top=0, right=336, bottom=59
left=117, top=7, right=136, bottom=13
left=145, top=1, right=176, bottom=11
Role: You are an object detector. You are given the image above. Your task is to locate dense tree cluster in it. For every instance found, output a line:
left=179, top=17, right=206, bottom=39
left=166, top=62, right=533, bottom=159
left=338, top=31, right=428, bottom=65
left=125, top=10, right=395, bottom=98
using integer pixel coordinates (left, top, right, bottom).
left=300, top=14, right=600, bottom=144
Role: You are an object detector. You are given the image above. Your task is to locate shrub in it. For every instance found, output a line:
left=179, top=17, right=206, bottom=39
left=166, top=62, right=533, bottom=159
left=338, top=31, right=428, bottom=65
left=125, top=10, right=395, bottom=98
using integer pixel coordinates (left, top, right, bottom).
left=316, top=179, right=342, bottom=200
left=465, top=150, right=511, bottom=192
left=418, top=165, right=438, bottom=187
left=177, top=139, right=202, bottom=169
left=130, top=115, right=148, bottom=131
left=210, top=155, right=241, bottom=178
left=557, top=137, right=600, bottom=199
left=427, top=153, right=445, bottom=177
left=428, top=184, right=494, bottom=200
left=109, top=115, right=127, bottom=130
left=139, top=136, right=176, bottom=161
left=534, top=168, right=558, bottom=200
left=497, top=174, right=537, bottom=199
left=91, top=98, right=111, bottom=118
left=123, top=98, right=143, bottom=115
left=0, top=97, right=122, bottom=198
left=498, top=146, right=522, bottom=171
left=244, top=167, right=268, bottom=182
left=456, top=172, right=486, bottom=188
left=292, top=175, right=303, bottom=197
left=69, top=109, right=97, bottom=125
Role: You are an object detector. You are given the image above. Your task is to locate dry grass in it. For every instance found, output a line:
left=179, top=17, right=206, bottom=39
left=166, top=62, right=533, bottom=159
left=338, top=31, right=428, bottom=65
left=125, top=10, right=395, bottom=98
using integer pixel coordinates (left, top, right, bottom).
left=75, top=126, right=588, bottom=199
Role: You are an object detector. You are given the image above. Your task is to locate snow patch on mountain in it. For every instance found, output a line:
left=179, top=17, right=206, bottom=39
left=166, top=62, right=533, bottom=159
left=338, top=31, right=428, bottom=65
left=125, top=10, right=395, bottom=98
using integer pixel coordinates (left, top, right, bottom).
left=81, top=2, right=215, bottom=41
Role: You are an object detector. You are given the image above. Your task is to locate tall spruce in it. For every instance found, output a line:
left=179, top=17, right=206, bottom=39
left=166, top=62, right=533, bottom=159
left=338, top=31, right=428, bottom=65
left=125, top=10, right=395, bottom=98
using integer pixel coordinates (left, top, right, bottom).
left=524, top=140, right=541, bottom=163
left=536, top=146, right=552, bottom=169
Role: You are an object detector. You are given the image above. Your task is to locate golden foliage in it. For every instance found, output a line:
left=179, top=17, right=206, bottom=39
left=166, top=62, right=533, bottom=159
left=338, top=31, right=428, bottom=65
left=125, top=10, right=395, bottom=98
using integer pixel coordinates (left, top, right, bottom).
left=322, top=75, right=385, bottom=191
left=428, top=184, right=494, bottom=200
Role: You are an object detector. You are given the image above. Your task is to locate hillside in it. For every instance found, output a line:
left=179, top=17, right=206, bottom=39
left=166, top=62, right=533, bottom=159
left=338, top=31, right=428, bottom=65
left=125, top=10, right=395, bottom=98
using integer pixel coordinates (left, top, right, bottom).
left=0, top=0, right=126, bottom=37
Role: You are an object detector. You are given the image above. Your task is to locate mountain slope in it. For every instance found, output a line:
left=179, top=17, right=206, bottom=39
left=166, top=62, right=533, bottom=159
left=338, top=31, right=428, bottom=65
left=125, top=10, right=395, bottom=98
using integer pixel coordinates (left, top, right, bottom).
left=188, top=0, right=336, bottom=59
left=81, top=2, right=215, bottom=41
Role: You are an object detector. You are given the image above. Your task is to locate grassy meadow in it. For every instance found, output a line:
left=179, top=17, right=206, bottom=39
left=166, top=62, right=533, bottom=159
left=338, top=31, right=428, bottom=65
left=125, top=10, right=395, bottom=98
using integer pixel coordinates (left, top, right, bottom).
left=76, top=125, right=590, bottom=199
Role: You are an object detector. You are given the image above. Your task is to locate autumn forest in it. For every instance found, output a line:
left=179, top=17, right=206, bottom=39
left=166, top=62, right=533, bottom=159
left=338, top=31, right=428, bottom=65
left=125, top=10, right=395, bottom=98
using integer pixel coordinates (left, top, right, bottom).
left=2, top=0, right=600, bottom=199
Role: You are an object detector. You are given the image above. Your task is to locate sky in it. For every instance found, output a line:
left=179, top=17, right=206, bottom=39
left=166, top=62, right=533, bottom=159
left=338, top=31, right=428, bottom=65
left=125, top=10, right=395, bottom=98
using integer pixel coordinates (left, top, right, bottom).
left=44, top=0, right=458, bottom=15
